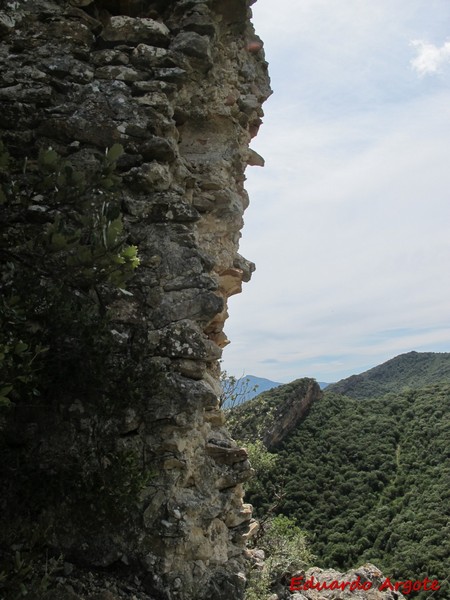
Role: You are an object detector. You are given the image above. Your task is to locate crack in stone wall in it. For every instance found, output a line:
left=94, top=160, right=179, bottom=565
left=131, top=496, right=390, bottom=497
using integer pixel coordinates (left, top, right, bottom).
left=0, top=0, right=271, bottom=598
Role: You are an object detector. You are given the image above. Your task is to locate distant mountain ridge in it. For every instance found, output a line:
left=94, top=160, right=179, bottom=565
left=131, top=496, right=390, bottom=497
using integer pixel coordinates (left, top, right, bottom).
left=238, top=375, right=283, bottom=401
left=326, top=351, right=450, bottom=399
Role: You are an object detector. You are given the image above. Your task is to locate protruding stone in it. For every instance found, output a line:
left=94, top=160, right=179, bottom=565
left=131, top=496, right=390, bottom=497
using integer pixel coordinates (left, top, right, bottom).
left=218, top=268, right=243, bottom=297
left=95, top=65, right=141, bottom=81
left=206, top=442, right=248, bottom=465
left=234, top=254, right=255, bottom=282
left=247, top=149, right=265, bottom=167
left=242, top=520, right=260, bottom=540
left=208, top=331, right=229, bottom=348
left=224, top=503, right=253, bottom=528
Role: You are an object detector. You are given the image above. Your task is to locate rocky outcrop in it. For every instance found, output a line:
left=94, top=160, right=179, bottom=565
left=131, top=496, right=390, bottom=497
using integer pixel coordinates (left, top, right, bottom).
left=226, top=378, right=322, bottom=449
left=263, top=379, right=321, bottom=450
left=0, top=1, right=270, bottom=599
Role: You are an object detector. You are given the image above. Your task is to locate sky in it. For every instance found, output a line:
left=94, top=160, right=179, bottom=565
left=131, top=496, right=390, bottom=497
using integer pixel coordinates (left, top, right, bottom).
left=222, top=0, right=450, bottom=384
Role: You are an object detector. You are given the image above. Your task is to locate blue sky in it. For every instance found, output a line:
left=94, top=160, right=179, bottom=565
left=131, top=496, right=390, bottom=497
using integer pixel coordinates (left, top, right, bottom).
left=222, top=0, right=450, bottom=383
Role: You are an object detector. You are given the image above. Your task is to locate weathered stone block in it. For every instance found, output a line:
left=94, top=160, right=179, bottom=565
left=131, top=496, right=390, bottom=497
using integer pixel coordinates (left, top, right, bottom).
left=171, top=31, right=212, bottom=64
left=91, top=49, right=130, bottom=66
left=131, top=43, right=169, bottom=68
left=135, top=92, right=173, bottom=115
left=159, top=320, right=222, bottom=361
left=95, top=65, right=142, bottom=81
left=180, top=13, right=217, bottom=37
left=48, top=20, right=94, bottom=47
left=0, top=11, right=15, bottom=37
left=101, top=16, right=170, bottom=46
left=206, top=442, right=248, bottom=465
left=153, top=66, right=187, bottom=82
left=140, top=136, right=177, bottom=162
left=0, top=84, right=53, bottom=104
left=125, top=162, right=172, bottom=192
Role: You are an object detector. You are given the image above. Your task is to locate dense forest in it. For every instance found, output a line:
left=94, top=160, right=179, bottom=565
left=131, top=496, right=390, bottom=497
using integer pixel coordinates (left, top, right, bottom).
left=227, top=353, right=450, bottom=599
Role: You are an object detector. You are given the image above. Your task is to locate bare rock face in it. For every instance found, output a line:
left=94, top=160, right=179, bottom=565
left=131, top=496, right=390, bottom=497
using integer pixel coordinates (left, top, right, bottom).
left=263, top=380, right=321, bottom=450
left=0, top=1, right=270, bottom=599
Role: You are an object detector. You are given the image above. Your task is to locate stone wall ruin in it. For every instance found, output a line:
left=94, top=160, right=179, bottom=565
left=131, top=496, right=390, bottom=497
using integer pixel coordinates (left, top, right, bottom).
left=0, top=1, right=271, bottom=598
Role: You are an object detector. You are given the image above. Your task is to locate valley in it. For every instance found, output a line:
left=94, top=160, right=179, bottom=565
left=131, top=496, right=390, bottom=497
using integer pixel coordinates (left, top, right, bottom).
left=227, top=352, right=450, bottom=599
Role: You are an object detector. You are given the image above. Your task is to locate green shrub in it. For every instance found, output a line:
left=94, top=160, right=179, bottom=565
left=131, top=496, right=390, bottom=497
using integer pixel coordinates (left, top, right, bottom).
left=0, top=141, right=139, bottom=417
left=245, top=515, right=314, bottom=600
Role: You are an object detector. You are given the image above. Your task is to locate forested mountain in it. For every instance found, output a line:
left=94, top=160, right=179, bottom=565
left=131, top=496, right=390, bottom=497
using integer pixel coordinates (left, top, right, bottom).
left=327, top=351, right=450, bottom=399
left=227, top=354, right=450, bottom=599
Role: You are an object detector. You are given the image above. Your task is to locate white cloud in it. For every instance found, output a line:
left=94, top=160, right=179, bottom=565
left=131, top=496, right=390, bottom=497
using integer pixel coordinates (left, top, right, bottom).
left=222, top=1, right=450, bottom=384
left=411, top=39, right=450, bottom=75
left=223, top=88, right=450, bottom=382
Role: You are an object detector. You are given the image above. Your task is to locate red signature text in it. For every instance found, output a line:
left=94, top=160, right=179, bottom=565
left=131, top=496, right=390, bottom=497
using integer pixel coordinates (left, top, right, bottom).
left=290, top=575, right=440, bottom=595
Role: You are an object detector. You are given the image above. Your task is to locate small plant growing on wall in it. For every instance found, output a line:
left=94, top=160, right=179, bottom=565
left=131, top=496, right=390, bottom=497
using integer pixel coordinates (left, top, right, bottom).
left=0, top=141, right=139, bottom=415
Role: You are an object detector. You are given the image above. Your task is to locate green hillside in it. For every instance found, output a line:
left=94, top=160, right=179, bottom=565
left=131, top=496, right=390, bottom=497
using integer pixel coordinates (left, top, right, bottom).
left=228, top=354, right=450, bottom=599
left=326, top=351, right=450, bottom=399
